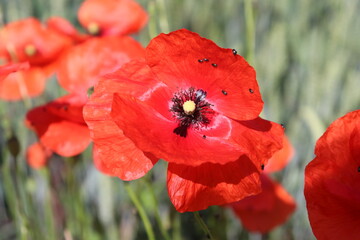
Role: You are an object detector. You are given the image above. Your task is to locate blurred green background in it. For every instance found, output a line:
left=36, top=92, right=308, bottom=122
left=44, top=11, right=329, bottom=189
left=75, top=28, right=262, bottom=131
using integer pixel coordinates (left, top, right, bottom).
left=0, top=0, right=359, bottom=239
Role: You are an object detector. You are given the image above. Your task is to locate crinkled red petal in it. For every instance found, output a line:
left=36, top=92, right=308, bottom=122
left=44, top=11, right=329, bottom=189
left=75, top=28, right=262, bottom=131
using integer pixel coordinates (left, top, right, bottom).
left=0, top=67, right=47, bottom=100
left=146, top=29, right=263, bottom=120
left=83, top=60, right=159, bottom=180
left=57, top=36, right=145, bottom=93
left=231, top=174, right=296, bottom=233
left=167, top=155, right=261, bottom=212
left=78, top=0, right=148, bottom=36
left=111, top=92, right=245, bottom=166
left=264, top=135, right=295, bottom=173
left=304, top=110, right=360, bottom=240
left=232, top=117, right=284, bottom=171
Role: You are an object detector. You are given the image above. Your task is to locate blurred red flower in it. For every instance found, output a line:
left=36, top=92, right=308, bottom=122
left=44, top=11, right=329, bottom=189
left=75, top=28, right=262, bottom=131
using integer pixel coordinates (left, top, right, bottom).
left=230, top=135, right=296, bottom=233
left=304, top=110, right=360, bottom=240
left=26, top=94, right=91, bottom=157
left=0, top=18, right=71, bottom=100
left=57, top=36, right=145, bottom=93
left=26, top=142, right=52, bottom=169
left=0, top=62, right=29, bottom=80
left=78, top=0, right=148, bottom=36
left=84, top=29, right=284, bottom=212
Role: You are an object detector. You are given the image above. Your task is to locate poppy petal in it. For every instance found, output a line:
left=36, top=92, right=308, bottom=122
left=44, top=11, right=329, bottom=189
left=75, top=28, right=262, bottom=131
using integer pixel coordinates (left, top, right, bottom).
left=26, top=94, right=91, bottom=156
left=0, top=67, right=47, bottom=100
left=264, top=135, right=295, bottom=173
left=231, top=174, right=296, bottom=233
left=57, top=36, right=145, bottom=93
left=146, top=29, right=263, bottom=120
left=0, top=62, right=29, bottom=80
left=78, top=0, right=148, bottom=36
left=83, top=60, right=159, bottom=180
left=232, top=117, right=284, bottom=171
left=111, top=92, right=245, bottom=166
left=46, top=17, right=89, bottom=43
left=167, top=156, right=261, bottom=212
left=26, top=142, right=52, bottom=169
left=304, top=110, right=360, bottom=240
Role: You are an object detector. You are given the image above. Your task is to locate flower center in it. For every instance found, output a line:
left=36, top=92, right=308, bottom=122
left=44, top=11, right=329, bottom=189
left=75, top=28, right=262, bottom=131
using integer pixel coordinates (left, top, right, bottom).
left=170, top=87, right=214, bottom=138
left=183, top=100, right=196, bottom=115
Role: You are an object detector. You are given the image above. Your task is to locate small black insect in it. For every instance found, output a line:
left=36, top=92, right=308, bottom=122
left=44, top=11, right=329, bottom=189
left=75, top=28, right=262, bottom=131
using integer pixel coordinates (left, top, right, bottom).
left=261, top=164, right=265, bottom=170
left=232, top=49, right=237, bottom=55
left=211, top=63, right=217, bottom=67
left=198, top=59, right=204, bottom=63
left=221, top=90, right=228, bottom=95
left=249, top=88, right=254, bottom=93
left=203, top=58, right=209, bottom=62
left=203, top=135, right=207, bottom=139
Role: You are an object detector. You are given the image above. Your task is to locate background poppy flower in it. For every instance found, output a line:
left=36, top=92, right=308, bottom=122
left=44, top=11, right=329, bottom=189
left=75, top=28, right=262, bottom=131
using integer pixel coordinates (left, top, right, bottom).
left=230, top=135, right=296, bottom=233
left=0, top=62, right=29, bottom=80
left=304, top=110, right=360, bottom=240
left=84, top=29, right=284, bottom=212
left=26, top=142, right=52, bottom=169
left=78, top=0, right=148, bottom=36
left=57, top=36, right=145, bottom=93
left=26, top=94, right=91, bottom=157
left=0, top=18, right=71, bottom=66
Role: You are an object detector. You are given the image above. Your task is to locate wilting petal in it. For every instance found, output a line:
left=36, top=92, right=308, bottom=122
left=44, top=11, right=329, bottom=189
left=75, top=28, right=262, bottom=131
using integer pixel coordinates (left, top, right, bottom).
left=78, top=0, right=148, bottom=36
left=0, top=67, right=47, bottom=100
left=231, top=175, right=296, bottom=233
left=111, top=92, right=245, bottom=166
left=26, top=142, right=52, bottom=169
left=57, top=36, right=145, bottom=93
left=264, top=135, right=295, bottom=173
left=83, top=61, right=159, bottom=180
left=146, top=29, right=263, bottom=120
left=26, top=94, right=91, bottom=157
left=167, top=156, right=261, bottom=212
left=304, top=110, right=360, bottom=240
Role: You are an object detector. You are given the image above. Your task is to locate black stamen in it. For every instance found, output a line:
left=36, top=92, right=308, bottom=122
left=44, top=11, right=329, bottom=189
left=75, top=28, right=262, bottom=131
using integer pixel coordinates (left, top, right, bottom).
left=249, top=88, right=254, bottom=93
left=173, top=125, right=188, bottom=138
left=232, top=49, right=237, bottom=55
left=211, top=63, right=217, bottom=67
left=261, top=164, right=265, bottom=170
left=221, top=90, right=228, bottom=95
left=203, top=58, right=209, bottom=62
left=198, top=59, right=204, bottom=63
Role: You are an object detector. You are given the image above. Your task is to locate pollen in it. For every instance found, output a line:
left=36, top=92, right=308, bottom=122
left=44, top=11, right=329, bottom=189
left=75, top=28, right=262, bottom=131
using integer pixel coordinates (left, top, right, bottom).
left=183, top=100, right=196, bottom=115
left=24, top=44, right=36, bottom=56
left=87, top=22, right=100, bottom=35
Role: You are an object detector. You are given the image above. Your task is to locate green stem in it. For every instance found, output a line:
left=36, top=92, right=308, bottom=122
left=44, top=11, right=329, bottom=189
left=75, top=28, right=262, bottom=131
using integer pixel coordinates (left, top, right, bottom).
left=193, top=212, right=215, bottom=240
left=244, top=0, right=255, bottom=65
left=145, top=179, right=171, bottom=240
left=123, top=182, right=155, bottom=240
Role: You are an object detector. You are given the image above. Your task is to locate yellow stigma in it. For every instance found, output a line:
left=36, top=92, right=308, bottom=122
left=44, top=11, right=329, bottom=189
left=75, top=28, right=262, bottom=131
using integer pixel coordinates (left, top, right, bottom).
left=183, top=100, right=196, bottom=115
left=87, top=22, right=100, bottom=35
left=24, top=44, right=36, bottom=56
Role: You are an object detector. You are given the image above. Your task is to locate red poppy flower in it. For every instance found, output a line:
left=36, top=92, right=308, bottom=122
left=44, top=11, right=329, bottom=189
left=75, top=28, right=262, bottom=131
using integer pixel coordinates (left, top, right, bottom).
left=304, top=110, right=360, bottom=240
left=77, top=0, right=148, bottom=36
left=57, top=36, right=145, bottom=93
left=84, top=29, right=284, bottom=212
left=26, top=142, right=52, bottom=169
left=0, top=18, right=71, bottom=66
left=230, top=135, right=296, bottom=233
left=26, top=94, right=91, bottom=157
left=0, top=18, right=72, bottom=100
